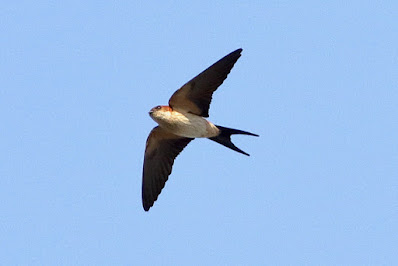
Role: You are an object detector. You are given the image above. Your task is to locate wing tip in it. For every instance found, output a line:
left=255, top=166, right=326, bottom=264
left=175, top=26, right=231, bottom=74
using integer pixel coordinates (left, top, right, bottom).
left=143, top=201, right=152, bottom=212
left=229, top=48, right=242, bottom=58
left=234, top=48, right=243, bottom=55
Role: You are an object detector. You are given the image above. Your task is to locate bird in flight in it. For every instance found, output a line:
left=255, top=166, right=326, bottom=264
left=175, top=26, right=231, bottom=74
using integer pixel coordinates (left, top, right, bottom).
left=142, top=48, right=258, bottom=211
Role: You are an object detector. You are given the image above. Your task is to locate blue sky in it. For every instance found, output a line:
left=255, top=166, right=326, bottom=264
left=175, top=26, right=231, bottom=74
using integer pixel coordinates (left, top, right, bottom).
left=1, top=1, right=397, bottom=265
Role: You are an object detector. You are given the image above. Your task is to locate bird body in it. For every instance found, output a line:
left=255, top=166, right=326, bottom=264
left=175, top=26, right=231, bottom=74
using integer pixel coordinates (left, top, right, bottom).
left=142, top=48, right=258, bottom=211
left=149, top=105, right=219, bottom=138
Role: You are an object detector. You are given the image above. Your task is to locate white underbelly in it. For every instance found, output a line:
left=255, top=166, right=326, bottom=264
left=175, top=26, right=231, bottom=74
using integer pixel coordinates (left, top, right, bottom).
left=158, top=111, right=219, bottom=138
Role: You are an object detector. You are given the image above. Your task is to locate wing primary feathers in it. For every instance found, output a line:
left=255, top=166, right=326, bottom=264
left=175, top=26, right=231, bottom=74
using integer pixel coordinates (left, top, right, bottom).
left=169, top=49, right=243, bottom=117
left=142, top=127, right=193, bottom=211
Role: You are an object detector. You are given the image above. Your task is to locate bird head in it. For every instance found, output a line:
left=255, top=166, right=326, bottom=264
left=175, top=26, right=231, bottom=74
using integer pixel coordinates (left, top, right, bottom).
left=149, top=105, right=172, bottom=121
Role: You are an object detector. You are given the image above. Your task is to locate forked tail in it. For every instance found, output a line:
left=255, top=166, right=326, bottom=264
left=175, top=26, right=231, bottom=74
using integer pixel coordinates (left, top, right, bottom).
left=208, top=125, right=259, bottom=156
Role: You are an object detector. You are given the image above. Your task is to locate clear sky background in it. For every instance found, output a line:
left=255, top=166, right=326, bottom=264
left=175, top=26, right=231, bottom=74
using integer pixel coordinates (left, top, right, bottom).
left=1, top=1, right=397, bottom=265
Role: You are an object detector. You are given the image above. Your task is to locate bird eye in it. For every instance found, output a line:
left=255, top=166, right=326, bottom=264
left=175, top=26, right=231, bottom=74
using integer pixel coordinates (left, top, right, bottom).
left=155, top=106, right=161, bottom=110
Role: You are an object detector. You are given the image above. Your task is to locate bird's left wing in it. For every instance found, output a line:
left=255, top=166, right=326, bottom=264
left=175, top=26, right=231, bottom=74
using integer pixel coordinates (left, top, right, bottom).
left=142, top=126, right=193, bottom=211
left=169, top=48, right=242, bottom=117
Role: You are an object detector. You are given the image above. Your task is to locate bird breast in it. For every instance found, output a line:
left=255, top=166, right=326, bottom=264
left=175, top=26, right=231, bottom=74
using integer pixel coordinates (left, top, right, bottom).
left=152, top=109, right=219, bottom=138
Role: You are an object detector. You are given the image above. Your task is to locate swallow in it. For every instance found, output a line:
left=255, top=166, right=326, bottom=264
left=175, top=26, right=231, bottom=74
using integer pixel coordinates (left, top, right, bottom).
left=142, top=48, right=258, bottom=211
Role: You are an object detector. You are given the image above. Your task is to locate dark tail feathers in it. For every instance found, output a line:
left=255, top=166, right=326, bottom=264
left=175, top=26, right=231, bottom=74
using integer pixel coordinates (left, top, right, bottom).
left=208, top=126, right=259, bottom=156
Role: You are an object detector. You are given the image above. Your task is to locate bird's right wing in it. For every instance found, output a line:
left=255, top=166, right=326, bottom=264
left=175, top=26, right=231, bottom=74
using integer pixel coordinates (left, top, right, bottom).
left=142, top=126, right=193, bottom=211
